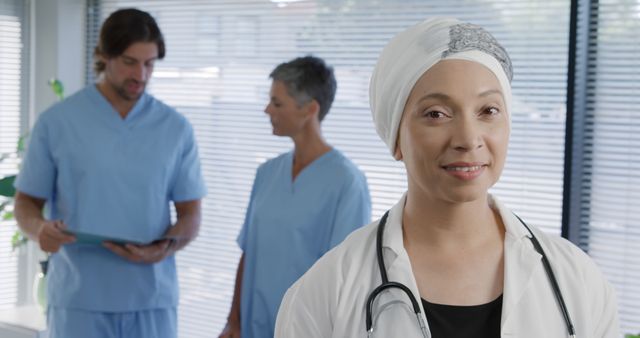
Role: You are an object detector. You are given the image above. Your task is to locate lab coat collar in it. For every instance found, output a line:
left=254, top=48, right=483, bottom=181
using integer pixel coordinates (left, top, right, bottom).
left=380, top=193, right=534, bottom=267
left=493, top=196, right=543, bottom=333
left=381, top=192, right=406, bottom=263
left=491, top=195, right=531, bottom=241
left=380, top=193, right=543, bottom=334
left=382, top=193, right=428, bottom=328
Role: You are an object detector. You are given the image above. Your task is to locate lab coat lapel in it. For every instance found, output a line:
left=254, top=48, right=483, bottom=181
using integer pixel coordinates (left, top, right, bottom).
left=382, top=195, right=431, bottom=336
left=494, top=197, right=542, bottom=335
left=384, top=195, right=418, bottom=297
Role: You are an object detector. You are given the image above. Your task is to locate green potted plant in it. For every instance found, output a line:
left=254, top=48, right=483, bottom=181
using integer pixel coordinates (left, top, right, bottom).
left=626, top=334, right=640, bottom=338
left=0, top=135, right=47, bottom=311
left=0, top=136, right=26, bottom=250
left=2, top=78, right=65, bottom=312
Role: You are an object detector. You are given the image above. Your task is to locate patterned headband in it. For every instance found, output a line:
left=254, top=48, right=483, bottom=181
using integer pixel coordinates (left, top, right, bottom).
left=370, top=17, right=513, bottom=156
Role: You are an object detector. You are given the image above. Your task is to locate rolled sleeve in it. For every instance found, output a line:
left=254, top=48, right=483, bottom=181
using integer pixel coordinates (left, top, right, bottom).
left=328, top=174, right=371, bottom=249
left=170, top=122, right=207, bottom=202
left=15, top=117, right=56, bottom=200
left=236, top=167, right=261, bottom=252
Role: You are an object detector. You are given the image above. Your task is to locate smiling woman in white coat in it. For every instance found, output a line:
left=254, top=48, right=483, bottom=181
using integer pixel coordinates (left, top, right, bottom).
left=274, top=17, right=620, bottom=338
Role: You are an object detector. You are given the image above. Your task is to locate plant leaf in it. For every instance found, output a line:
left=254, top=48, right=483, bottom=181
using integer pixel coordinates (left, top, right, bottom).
left=17, top=135, right=27, bottom=153
left=11, top=231, right=28, bottom=251
left=3, top=211, right=13, bottom=220
left=48, top=78, right=65, bottom=100
left=0, top=175, right=16, bottom=197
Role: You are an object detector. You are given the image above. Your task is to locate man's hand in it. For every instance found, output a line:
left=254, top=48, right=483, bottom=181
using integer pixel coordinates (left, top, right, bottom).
left=37, top=220, right=76, bottom=253
left=103, top=238, right=175, bottom=264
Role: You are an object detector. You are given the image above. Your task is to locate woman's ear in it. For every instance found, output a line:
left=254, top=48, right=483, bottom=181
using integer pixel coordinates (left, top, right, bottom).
left=305, top=99, right=320, bottom=120
left=393, top=141, right=403, bottom=161
left=393, top=112, right=408, bottom=161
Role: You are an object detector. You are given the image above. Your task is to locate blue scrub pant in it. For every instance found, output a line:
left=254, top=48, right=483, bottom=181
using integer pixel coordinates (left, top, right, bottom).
left=47, top=306, right=177, bottom=338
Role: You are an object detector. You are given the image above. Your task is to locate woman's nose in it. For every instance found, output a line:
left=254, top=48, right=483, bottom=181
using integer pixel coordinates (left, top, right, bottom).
left=451, top=117, right=484, bottom=152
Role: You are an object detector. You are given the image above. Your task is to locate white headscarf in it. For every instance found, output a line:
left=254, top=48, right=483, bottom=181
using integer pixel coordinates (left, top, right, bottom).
left=370, top=17, right=513, bottom=156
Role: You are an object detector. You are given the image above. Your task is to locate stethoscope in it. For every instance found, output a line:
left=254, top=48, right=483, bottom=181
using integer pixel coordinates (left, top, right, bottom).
left=365, top=211, right=577, bottom=338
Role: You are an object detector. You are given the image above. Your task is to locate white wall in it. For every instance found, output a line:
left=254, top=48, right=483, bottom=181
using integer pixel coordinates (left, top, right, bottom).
left=31, top=0, right=86, bottom=123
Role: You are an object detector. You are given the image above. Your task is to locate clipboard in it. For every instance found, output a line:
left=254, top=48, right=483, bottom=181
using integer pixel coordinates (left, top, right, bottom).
left=62, top=230, right=146, bottom=246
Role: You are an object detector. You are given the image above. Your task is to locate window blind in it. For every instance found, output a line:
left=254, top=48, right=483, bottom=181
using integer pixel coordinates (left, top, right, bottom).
left=0, top=0, right=27, bottom=310
left=87, top=1, right=569, bottom=336
left=581, top=0, right=640, bottom=333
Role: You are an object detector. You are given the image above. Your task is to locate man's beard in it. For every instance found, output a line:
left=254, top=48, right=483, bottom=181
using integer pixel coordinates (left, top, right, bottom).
left=113, top=79, right=145, bottom=101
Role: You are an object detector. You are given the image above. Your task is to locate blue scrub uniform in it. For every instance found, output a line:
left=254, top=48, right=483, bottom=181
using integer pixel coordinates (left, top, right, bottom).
left=237, top=149, right=371, bottom=338
left=15, top=85, right=207, bottom=338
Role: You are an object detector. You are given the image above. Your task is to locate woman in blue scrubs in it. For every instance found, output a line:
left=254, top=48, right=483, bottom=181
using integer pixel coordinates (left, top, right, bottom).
left=219, top=56, right=372, bottom=338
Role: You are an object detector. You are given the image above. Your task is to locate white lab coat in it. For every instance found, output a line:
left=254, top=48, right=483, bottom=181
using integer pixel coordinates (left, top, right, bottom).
left=275, top=194, right=620, bottom=338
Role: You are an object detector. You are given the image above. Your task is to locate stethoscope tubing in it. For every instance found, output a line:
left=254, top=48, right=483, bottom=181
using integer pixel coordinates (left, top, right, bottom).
left=512, top=213, right=576, bottom=337
left=365, top=210, right=577, bottom=338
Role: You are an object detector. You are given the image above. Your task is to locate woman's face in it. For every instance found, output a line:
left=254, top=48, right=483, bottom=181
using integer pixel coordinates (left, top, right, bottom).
left=264, top=80, right=314, bottom=137
left=396, top=59, right=510, bottom=203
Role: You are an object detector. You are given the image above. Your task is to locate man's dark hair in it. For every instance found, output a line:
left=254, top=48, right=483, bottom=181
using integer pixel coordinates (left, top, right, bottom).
left=93, top=8, right=165, bottom=74
left=270, top=56, right=337, bottom=122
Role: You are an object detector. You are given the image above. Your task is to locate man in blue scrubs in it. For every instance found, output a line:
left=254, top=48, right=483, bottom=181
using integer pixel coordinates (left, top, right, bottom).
left=13, top=8, right=206, bottom=338
left=219, top=56, right=371, bottom=338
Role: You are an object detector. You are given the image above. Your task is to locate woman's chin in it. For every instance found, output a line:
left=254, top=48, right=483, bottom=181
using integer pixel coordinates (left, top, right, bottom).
left=438, top=185, right=491, bottom=204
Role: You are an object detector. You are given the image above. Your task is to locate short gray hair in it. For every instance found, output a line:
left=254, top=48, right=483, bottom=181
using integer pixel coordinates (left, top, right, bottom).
left=270, top=56, right=337, bottom=121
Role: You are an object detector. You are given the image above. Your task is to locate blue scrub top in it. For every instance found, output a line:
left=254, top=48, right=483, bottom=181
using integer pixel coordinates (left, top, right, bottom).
left=15, top=85, right=207, bottom=311
left=237, top=149, right=371, bottom=338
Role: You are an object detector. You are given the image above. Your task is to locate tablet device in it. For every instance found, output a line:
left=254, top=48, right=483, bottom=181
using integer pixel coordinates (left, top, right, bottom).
left=63, top=230, right=146, bottom=246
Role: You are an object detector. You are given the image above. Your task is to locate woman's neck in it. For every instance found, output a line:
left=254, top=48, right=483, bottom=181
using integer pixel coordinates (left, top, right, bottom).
left=402, top=190, right=503, bottom=249
left=402, top=189, right=506, bottom=305
left=291, top=126, right=331, bottom=180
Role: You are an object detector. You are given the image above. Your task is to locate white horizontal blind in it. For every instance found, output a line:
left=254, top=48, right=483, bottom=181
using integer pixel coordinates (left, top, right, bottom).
left=0, top=0, right=26, bottom=310
left=582, top=0, right=640, bottom=333
left=88, top=1, right=569, bottom=336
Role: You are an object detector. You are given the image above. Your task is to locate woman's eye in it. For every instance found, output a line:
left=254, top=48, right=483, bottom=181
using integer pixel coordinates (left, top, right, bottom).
left=484, top=107, right=500, bottom=115
left=424, top=110, right=445, bottom=119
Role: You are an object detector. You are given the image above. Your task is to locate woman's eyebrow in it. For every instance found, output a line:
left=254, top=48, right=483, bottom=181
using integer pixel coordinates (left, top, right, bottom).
left=479, top=89, right=503, bottom=98
left=415, top=89, right=503, bottom=104
left=416, top=92, right=451, bottom=103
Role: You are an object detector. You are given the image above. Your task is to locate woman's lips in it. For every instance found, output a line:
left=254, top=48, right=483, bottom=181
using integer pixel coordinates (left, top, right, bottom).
left=442, top=163, right=487, bottom=180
